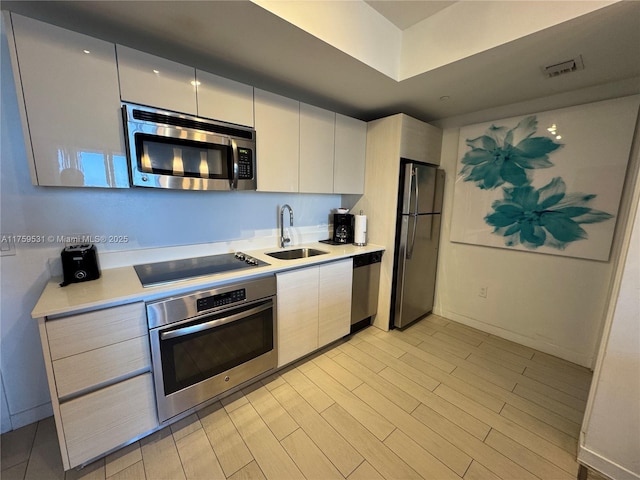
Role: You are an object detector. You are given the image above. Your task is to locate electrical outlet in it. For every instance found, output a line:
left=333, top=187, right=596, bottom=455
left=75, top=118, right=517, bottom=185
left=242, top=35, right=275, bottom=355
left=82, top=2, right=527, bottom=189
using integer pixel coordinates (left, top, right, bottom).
left=479, top=286, right=488, bottom=298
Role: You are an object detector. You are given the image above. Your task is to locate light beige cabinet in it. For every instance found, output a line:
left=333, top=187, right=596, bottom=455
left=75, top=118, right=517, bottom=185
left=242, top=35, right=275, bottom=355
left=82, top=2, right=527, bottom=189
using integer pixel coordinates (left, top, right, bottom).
left=196, top=70, right=254, bottom=126
left=334, top=114, right=367, bottom=194
left=351, top=114, right=442, bottom=331
left=5, top=13, right=128, bottom=188
left=255, top=88, right=300, bottom=192
left=299, top=103, right=336, bottom=193
left=37, top=302, right=157, bottom=470
left=276, top=259, right=353, bottom=367
left=117, top=45, right=197, bottom=114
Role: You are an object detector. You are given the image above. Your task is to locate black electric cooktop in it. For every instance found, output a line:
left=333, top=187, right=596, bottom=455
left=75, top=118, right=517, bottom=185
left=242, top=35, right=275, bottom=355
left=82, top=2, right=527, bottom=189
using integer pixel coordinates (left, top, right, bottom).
left=134, top=252, right=269, bottom=287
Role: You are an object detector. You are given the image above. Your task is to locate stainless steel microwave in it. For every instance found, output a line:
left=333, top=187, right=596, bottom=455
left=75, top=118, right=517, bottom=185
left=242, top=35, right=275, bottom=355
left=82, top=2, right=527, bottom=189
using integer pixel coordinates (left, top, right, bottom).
left=122, top=102, right=256, bottom=191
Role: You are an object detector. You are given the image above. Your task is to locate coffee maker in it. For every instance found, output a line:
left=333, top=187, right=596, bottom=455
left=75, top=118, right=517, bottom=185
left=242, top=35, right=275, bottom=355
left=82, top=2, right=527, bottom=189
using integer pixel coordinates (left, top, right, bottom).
left=333, top=214, right=354, bottom=244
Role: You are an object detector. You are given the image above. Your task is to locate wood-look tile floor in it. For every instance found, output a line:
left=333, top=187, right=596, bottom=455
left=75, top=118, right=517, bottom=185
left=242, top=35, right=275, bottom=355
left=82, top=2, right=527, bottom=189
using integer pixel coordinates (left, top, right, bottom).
left=2, top=315, right=610, bottom=480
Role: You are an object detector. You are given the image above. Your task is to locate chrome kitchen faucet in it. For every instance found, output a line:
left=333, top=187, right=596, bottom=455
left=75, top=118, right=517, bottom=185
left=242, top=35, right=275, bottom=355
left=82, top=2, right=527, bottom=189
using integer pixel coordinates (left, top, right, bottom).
left=280, top=204, right=294, bottom=248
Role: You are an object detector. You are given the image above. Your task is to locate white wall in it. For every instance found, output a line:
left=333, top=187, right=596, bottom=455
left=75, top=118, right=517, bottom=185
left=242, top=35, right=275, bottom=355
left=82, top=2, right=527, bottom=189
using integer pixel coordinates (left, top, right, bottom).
left=579, top=133, right=640, bottom=480
left=433, top=96, right=639, bottom=367
left=0, top=26, right=340, bottom=433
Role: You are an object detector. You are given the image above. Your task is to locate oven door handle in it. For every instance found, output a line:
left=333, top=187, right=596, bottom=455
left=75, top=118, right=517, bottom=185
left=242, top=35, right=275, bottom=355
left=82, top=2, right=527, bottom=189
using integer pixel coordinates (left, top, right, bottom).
left=159, top=301, right=272, bottom=340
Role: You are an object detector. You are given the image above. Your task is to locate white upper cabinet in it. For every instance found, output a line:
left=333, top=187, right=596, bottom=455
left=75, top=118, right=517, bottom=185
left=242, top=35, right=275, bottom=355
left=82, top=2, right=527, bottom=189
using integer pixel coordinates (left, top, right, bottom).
left=254, top=88, right=300, bottom=192
left=196, top=70, right=254, bottom=127
left=334, top=114, right=366, bottom=194
left=117, top=45, right=197, bottom=115
left=299, top=103, right=335, bottom=193
left=7, top=13, right=128, bottom=188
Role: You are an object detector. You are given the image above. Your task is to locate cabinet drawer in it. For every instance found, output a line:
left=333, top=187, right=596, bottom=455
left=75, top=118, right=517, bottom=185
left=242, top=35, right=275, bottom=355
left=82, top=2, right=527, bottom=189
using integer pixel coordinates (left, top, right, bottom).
left=60, top=373, right=157, bottom=468
left=53, top=336, right=151, bottom=399
left=47, top=303, right=146, bottom=361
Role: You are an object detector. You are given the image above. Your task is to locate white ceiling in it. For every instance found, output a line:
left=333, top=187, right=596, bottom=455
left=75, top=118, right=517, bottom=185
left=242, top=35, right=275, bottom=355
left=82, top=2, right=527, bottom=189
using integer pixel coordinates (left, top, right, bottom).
left=365, top=1, right=457, bottom=29
left=3, top=1, right=639, bottom=123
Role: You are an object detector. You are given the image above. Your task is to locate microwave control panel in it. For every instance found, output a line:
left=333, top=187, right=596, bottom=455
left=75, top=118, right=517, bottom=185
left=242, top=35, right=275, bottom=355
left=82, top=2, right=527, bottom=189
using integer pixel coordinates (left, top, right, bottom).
left=238, top=149, right=253, bottom=179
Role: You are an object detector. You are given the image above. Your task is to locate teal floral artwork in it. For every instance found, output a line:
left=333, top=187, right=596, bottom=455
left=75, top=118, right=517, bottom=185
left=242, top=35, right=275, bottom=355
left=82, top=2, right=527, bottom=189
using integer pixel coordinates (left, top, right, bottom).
left=459, top=116, right=563, bottom=189
left=451, top=97, right=638, bottom=261
left=485, top=178, right=613, bottom=250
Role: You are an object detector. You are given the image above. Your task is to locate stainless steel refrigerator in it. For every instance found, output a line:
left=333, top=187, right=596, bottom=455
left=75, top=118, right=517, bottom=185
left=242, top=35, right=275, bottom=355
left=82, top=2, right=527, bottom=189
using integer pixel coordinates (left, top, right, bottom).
left=391, top=160, right=445, bottom=329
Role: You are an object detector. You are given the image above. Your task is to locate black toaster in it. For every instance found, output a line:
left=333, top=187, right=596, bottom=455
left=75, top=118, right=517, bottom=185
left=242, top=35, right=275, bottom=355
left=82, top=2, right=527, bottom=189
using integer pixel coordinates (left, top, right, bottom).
left=60, top=244, right=100, bottom=286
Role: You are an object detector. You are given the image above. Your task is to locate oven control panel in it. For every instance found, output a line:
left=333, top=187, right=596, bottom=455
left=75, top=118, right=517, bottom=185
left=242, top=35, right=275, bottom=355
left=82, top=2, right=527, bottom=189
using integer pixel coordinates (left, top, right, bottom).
left=196, top=289, right=246, bottom=312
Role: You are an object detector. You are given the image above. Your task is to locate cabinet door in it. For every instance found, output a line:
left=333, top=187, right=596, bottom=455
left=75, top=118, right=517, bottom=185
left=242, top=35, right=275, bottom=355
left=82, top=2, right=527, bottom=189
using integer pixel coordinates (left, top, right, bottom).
left=117, top=45, right=197, bottom=114
left=318, top=259, right=353, bottom=347
left=196, top=70, right=253, bottom=126
left=9, top=13, right=128, bottom=188
left=60, top=373, right=157, bottom=468
left=334, top=114, right=366, bottom=194
left=254, top=89, right=299, bottom=192
left=299, top=103, right=335, bottom=193
left=400, top=114, right=443, bottom=165
left=276, top=266, right=319, bottom=367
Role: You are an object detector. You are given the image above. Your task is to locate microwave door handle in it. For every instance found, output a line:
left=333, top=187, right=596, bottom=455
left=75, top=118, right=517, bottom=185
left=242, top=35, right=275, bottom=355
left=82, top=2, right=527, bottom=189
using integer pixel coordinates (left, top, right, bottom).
left=230, top=139, right=239, bottom=190
left=159, top=302, right=272, bottom=340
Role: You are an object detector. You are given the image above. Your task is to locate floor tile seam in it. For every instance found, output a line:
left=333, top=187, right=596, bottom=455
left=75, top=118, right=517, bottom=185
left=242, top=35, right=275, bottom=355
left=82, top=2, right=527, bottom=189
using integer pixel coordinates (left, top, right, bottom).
left=382, top=428, right=468, bottom=480
left=521, top=367, right=592, bottom=395
left=300, top=365, right=396, bottom=442
left=408, top=404, right=525, bottom=478
left=497, top=407, right=580, bottom=455
left=330, top=352, right=421, bottom=412
left=226, top=401, right=305, bottom=480
left=243, top=386, right=301, bottom=442
left=198, top=406, right=255, bottom=479
left=278, top=426, right=333, bottom=479
left=312, top=354, right=365, bottom=392
left=383, top=335, right=459, bottom=373
left=335, top=344, right=386, bottom=374
left=269, top=377, right=363, bottom=477
left=443, top=370, right=579, bottom=425
left=485, top=406, right=579, bottom=463
left=484, top=428, right=578, bottom=479
left=510, top=385, right=585, bottom=420
left=499, top=403, right=580, bottom=443
left=482, top=413, right=580, bottom=474
left=103, top=441, right=142, bottom=479
left=363, top=391, right=474, bottom=469
left=173, top=423, right=229, bottom=476
left=511, top=379, right=588, bottom=411
left=280, top=423, right=356, bottom=479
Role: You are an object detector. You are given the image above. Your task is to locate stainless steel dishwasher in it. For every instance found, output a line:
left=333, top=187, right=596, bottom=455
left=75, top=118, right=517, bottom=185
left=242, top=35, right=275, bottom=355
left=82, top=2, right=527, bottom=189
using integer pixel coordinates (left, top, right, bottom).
left=351, top=251, right=382, bottom=333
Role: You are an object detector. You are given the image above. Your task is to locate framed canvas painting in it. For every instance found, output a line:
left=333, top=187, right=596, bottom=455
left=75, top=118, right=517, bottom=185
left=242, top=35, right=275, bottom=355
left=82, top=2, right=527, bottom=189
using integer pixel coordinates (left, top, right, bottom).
left=450, top=96, right=640, bottom=261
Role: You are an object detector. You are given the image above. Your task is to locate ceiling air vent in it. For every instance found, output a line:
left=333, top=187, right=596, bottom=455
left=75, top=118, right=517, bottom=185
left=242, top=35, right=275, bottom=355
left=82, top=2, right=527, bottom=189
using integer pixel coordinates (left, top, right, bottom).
left=543, top=55, right=584, bottom=78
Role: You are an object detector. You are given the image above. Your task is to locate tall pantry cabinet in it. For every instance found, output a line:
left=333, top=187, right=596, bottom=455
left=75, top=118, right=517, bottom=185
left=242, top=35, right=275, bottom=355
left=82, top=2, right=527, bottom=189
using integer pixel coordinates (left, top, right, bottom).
left=350, top=114, right=442, bottom=331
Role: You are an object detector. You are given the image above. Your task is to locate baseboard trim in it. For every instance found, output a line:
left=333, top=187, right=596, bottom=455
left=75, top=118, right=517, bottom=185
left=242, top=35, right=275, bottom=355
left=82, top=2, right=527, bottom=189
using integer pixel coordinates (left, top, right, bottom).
left=434, top=307, right=594, bottom=367
left=579, top=445, right=640, bottom=480
left=9, top=402, right=53, bottom=431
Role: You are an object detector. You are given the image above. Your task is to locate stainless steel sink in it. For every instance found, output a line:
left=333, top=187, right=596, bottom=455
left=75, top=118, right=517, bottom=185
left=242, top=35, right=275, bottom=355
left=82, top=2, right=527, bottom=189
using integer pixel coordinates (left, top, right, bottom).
left=265, top=248, right=329, bottom=260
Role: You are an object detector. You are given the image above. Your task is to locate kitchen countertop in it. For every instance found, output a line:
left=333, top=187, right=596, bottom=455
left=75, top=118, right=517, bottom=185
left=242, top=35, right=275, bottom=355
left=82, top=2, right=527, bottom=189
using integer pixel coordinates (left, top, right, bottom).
left=32, top=242, right=385, bottom=319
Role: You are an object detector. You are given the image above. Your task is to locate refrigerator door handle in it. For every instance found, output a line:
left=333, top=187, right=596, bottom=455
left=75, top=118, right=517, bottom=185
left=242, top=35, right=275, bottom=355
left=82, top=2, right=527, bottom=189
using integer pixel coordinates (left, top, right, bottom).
left=408, top=214, right=418, bottom=259
left=407, top=167, right=419, bottom=259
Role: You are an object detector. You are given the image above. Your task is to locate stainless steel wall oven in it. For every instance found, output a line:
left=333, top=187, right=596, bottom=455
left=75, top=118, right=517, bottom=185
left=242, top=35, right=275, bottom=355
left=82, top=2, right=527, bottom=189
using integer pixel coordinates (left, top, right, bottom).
left=147, top=275, right=277, bottom=423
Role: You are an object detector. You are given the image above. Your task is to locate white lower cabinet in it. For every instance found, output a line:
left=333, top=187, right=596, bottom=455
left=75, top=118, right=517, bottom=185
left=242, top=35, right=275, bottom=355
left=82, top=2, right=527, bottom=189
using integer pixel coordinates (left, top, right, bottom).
left=38, top=302, right=157, bottom=470
left=318, top=259, right=353, bottom=346
left=277, top=258, right=353, bottom=367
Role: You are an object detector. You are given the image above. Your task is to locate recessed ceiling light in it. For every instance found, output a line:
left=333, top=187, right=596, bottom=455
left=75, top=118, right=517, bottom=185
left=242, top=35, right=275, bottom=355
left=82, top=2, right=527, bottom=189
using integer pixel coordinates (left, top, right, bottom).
left=439, top=95, right=450, bottom=101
